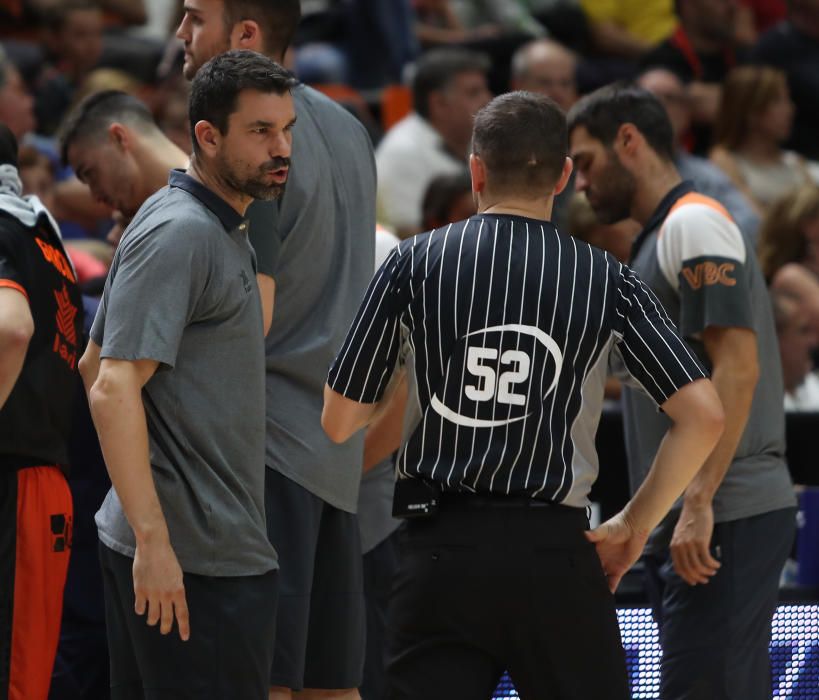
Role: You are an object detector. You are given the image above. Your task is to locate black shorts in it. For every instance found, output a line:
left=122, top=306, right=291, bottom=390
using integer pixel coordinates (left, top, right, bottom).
left=99, top=543, right=278, bottom=700
left=264, top=468, right=366, bottom=691
left=643, top=506, right=796, bottom=700
left=386, top=497, right=630, bottom=700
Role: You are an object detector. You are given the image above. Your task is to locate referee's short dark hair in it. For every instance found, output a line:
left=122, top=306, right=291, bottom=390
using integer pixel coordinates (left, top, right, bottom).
left=412, top=48, right=490, bottom=120
left=471, top=91, right=567, bottom=197
left=59, top=90, right=157, bottom=165
left=567, top=83, right=674, bottom=162
left=189, top=49, right=298, bottom=155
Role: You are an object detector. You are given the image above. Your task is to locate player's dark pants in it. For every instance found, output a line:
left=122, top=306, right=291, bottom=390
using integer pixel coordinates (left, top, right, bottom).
left=99, top=544, right=277, bottom=700
left=385, top=495, right=630, bottom=700
left=643, top=507, right=796, bottom=700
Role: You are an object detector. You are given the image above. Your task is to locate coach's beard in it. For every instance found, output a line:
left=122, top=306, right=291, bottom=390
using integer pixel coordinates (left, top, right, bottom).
left=224, top=157, right=291, bottom=202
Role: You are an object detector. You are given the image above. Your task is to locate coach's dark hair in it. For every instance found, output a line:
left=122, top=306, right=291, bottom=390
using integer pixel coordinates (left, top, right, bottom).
left=222, top=0, right=301, bottom=60
left=59, top=90, right=157, bottom=165
left=472, top=91, right=567, bottom=197
left=567, top=84, right=674, bottom=162
left=189, top=50, right=298, bottom=155
left=412, top=48, right=490, bottom=120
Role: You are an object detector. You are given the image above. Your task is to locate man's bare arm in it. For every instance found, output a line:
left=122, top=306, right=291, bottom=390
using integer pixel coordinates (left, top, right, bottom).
left=0, top=287, right=33, bottom=408
left=587, top=378, right=725, bottom=592
left=670, top=325, right=758, bottom=585
left=363, top=374, right=408, bottom=472
left=257, top=273, right=276, bottom=336
left=322, top=369, right=406, bottom=444
left=80, top=345, right=190, bottom=640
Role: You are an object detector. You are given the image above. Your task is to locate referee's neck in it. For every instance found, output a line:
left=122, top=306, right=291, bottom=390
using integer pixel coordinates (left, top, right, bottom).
left=479, top=200, right=553, bottom=222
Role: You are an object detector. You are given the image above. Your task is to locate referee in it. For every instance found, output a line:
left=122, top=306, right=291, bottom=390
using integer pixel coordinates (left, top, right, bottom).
left=322, top=92, right=725, bottom=699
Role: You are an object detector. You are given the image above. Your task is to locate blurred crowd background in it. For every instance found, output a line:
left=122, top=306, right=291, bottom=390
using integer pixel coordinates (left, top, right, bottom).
left=2, top=0, right=819, bottom=401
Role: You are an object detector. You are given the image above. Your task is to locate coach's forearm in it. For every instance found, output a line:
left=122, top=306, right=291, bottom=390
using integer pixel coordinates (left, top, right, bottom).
left=89, top=362, right=169, bottom=545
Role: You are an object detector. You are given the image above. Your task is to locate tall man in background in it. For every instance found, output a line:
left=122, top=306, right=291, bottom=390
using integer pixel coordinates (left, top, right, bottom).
left=176, top=2, right=376, bottom=697
left=569, top=85, right=796, bottom=700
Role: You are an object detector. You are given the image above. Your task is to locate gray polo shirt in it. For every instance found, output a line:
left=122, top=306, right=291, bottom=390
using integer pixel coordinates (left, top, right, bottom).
left=248, top=84, right=376, bottom=513
left=92, top=170, right=277, bottom=577
left=622, top=182, right=795, bottom=551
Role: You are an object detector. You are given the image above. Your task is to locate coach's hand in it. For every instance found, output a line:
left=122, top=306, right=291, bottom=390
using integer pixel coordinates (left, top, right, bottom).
left=585, top=511, right=649, bottom=593
left=133, top=538, right=190, bottom=641
left=670, top=499, right=720, bottom=586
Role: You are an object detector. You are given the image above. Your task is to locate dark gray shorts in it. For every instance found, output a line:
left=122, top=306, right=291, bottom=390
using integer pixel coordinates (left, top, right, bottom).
left=643, top=507, right=797, bottom=700
left=264, top=468, right=366, bottom=691
left=99, top=543, right=278, bottom=700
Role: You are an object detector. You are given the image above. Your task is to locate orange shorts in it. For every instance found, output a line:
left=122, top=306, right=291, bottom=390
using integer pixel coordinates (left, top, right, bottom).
left=0, top=466, right=73, bottom=700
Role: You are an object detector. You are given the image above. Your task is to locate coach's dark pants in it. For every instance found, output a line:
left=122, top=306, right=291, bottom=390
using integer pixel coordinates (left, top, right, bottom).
left=385, top=497, right=630, bottom=700
left=99, top=544, right=278, bottom=700
left=644, top=507, right=796, bottom=700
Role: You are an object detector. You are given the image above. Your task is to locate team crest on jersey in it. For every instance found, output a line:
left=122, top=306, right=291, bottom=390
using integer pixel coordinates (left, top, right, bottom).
left=430, top=324, right=563, bottom=428
left=52, top=284, right=79, bottom=369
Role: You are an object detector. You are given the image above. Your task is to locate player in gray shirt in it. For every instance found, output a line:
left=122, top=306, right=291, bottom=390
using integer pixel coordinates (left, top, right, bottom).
left=569, top=85, right=796, bottom=700
left=79, top=51, right=297, bottom=699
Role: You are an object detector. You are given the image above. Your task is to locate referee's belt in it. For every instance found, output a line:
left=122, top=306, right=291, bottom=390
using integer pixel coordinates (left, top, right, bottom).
left=439, top=491, right=555, bottom=508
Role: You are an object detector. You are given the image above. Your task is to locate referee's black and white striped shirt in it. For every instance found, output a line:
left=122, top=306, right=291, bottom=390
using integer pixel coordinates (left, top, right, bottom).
left=328, top=214, right=706, bottom=506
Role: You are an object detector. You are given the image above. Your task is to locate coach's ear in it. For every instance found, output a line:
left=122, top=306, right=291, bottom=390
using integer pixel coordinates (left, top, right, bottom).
left=469, top=153, right=487, bottom=194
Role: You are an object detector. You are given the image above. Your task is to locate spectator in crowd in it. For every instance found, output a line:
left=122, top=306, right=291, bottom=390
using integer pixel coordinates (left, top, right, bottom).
left=343, top=0, right=418, bottom=90
left=758, top=184, right=819, bottom=340
left=0, top=122, right=81, bottom=700
left=510, top=38, right=578, bottom=111
left=772, top=290, right=819, bottom=411
left=60, top=90, right=188, bottom=221
left=569, top=84, right=796, bottom=700
left=580, top=0, right=677, bottom=59
left=734, top=0, right=786, bottom=45
left=420, top=170, right=475, bottom=230
left=637, top=67, right=761, bottom=241
left=0, top=47, right=36, bottom=141
left=413, top=0, right=502, bottom=49
left=710, top=65, right=813, bottom=214
left=641, top=0, right=743, bottom=153
left=510, top=37, right=580, bottom=229
left=376, top=48, right=491, bottom=236
left=752, top=0, right=819, bottom=161
left=35, top=1, right=104, bottom=136
left=441, top=0, right=548, bottom=91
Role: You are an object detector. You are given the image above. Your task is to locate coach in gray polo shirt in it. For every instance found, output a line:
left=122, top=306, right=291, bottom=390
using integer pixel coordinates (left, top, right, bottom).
left=79, top=51, right=297, bottom=700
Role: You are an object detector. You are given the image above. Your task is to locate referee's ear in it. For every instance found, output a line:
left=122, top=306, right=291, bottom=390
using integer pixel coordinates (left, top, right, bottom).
left=469, top=153, right=486, bottom=195
left=553, top=157, right=574, bottom=196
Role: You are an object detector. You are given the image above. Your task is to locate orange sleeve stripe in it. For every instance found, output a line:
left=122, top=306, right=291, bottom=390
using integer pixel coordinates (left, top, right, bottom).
left=0, top=279, right=29, bottom=302
left=668, top=192, right=733, bottom=222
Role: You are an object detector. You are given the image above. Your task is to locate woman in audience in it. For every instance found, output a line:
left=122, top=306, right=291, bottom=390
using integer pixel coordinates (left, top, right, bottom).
left=758, top=183, right=819, bottom=341
left=710, top=65, right=813, bottom=214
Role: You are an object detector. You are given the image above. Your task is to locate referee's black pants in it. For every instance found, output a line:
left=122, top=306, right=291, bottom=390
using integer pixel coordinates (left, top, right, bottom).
left=385, top=497, right=630, bottom=700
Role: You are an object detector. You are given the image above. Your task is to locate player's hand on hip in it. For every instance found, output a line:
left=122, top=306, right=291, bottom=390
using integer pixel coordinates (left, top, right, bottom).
left=670, top=499, right=720, bottom=586
left=133, top=539, right=191, bottom=641
left=585, top=511, right=649, bottom=593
